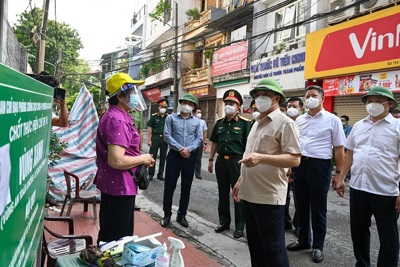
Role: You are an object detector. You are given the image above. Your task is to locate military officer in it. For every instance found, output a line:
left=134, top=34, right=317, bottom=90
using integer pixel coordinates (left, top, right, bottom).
left=147, top=99, right=169, bottom=181
left=208, top=89, right=251, bottom=239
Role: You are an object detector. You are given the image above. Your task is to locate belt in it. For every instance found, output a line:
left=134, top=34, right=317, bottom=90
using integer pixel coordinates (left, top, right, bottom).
left=301, top=156, right=330, bottom=161
left=219, top=154, right=241, bottom=160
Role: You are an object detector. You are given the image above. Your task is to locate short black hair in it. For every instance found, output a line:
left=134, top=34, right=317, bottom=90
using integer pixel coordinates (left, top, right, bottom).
left=193, top=107, right=201, bottom=113
left=305, top=85, right=324, bottom=97
left=287, top=97, right=304, bottom=107
left=340, top=115, right=349, bottom=121
left=389, top=109, right=400, bottom=114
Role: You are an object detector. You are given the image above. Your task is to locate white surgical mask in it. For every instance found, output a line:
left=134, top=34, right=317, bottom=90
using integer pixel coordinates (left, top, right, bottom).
left=180, top=104, right=193, bottom=114
left=224, top=105, right=236, bottom=115
left=305, top=97, right=320, bottom=109
left=252, top=111, right=260, bottom=120
left=196, top=113, right=202, bottom=119
left=366, top=102, right=386, bottom=117
left=287, top=107, right=299, bottom=118
left=159, top=108, right=166, bottom=114
left=342, top=121, right=346, bottom=126
left=255, top=96, right=276, bottom=112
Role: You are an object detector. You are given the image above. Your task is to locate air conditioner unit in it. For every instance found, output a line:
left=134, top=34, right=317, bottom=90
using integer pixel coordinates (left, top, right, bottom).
left=360, top=0, right=392, bottom=12
left=328, top=0, right=356, bottom=24
left=195, top=40, right=204, bottom=48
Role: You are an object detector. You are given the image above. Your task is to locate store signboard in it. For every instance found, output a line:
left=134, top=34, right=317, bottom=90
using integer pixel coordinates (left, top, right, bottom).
left=0, top=64, right=52, bottom=266
left=212, top=41, right=248, bottom=77
left=188, top=86, right=208, bottom=97
left=305, top=5, right=400, bottom=79
left=322, top=69, right=400, bottom=96
left=142, top=87, right=161, bottom=103
left=249, top=47, right=306, bottom=91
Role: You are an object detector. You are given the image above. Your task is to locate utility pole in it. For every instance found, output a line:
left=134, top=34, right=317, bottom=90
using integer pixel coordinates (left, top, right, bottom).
left=173, top=1, right=179, bottom=112
left=37, top=0, right=50, bottom=74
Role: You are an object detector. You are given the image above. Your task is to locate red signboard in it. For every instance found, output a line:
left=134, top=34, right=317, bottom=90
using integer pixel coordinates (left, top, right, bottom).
left=188, top=87, right=208, bottom=97
left=142, top=88, right=161, bottom=102
left=212, top=41, right=248, bottom=77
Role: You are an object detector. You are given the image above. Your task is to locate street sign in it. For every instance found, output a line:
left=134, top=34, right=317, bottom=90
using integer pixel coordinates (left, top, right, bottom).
left=0, top=64, right=53, bottom=267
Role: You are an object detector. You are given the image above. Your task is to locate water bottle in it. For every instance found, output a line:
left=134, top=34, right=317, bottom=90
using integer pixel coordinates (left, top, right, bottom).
left=155, top=242, right=170, bottom=267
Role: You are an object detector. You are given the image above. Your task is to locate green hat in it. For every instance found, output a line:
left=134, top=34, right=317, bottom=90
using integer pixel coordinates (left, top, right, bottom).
left=361, top=86, right=398, bottom=108
left=179, top=93, right=198, bottom=106
left=223, top=89, right=243, bottom=106
left=249, top=78, right=286, bottom=104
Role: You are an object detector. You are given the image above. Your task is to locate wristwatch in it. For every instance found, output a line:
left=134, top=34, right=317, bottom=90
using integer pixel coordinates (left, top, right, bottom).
left=335, top=170, right=341, bottom=174
left=209, top=158, right=214, bottom=162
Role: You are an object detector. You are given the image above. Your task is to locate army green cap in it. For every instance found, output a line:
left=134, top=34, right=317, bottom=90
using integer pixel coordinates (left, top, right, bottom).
left=361, top=86, right=398, bottom=108
left=179, top=93, right=198, bottom=106
left=250, top=78, right=286, bottom=104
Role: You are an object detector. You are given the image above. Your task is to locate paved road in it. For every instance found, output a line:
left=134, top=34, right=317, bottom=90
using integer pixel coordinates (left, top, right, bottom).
left=137, top=132, right=396, bottom=266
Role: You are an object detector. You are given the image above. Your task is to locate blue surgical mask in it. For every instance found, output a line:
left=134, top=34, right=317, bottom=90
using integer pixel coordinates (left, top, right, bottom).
left=342, top=121, right=346, bottom=126
left=127, top=94, right=140, bottom=110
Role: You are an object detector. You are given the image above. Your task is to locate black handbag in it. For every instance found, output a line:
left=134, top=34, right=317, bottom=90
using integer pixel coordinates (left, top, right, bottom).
left=129, top=164, right=150, bottom=190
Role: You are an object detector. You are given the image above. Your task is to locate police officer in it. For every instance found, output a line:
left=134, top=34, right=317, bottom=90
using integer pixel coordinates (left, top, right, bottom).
left=208, top=89, right=251, bottom=239
left=147, top=99, right=169, bottom=181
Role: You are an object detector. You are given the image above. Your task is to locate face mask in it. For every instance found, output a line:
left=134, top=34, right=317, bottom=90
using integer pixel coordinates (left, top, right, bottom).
left=224, top=105, right=236, bottom=115
left=159, top=108, right=166, bottom=114
left=255, top=96, right=275, bottom=113
left=252, top=111, right=260, bottom=120
left=287, top=107, right=299, bottom=118
left=366, top=102, right=385, bottom=117
left=196, top=113, right=202, bottom=119
left=180, top=104, right=193, bottom=114
left=127, top=94, right=140, bottom=110
left=342, top=121, right=346, bottom=126
left=305, top=97, right=320, bottom=109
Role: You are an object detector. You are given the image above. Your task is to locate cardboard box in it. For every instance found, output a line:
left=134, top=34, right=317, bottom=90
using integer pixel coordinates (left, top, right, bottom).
left=119, top=233, right=163, bottom=267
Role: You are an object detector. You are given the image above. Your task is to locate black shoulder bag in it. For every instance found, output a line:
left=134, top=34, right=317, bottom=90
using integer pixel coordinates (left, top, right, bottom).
left=128, top=165, right=150, bottom=190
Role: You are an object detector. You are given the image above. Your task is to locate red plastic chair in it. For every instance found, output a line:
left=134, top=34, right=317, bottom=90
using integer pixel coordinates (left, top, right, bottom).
left=60, top=171, right=99, bottom=221
left=42, top=216, right=93, bottom=267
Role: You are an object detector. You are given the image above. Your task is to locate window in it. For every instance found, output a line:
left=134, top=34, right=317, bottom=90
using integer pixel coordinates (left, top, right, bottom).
left=274, top=0, right=306, bottom=44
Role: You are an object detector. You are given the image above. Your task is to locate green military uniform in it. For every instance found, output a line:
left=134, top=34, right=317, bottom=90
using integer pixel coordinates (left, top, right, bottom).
left=209, top=90, right=251, bottom=233
left=129, top=109, right=145, bottom=131
left=147, top=100, right=169, bottom=179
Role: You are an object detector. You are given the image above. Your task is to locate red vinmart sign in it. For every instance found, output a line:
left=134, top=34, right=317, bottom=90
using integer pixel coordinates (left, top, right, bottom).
left=305, top=6, right=400, bottom=79
left=212, top=41, right=248, bottom=77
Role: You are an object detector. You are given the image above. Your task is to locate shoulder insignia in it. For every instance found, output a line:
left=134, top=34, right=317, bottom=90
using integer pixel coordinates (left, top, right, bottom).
left=239, top=116, right=251, bottom=122
left=152, top=113, right=158, bottom=116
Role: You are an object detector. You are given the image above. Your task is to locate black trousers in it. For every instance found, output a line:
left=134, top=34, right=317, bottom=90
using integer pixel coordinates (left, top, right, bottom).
left=350, top=188, right=399, bottom=267
left=148, top=135, right=168, bottom=176
left=163, top=150, right=196, bottom=218
left=97, top=192, right=135, bottom=245
left=244, top=201, right=289, bottom=267
left=293, top=157, right=331, bottom=250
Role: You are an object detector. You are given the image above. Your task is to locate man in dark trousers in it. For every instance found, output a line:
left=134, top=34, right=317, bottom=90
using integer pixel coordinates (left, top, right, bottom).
left=147, top=99, right=169, bottom=181
left=208, top=89, right=251, bottom=239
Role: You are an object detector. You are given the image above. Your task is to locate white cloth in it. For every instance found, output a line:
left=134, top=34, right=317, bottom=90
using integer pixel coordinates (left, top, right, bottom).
left=346, top=114, right=400, bottom=196
left=296, top=109, right=346, bottom=159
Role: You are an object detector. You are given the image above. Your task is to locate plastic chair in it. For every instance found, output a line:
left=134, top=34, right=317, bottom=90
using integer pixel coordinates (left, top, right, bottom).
left=60, top=171, right=98, bottom=221
left=42, top=216, right=93, bottom=267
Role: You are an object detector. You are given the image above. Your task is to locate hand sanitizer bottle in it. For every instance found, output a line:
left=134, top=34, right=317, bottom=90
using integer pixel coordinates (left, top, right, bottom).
left=155, top=242, right=170, bottom=267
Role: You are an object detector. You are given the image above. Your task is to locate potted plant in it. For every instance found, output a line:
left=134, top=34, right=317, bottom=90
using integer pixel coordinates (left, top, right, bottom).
left=275, top=42, right=286, bottom=54
left=191, top=64, right=198, bottom=74
left=204, top=49, right=214, bottom=65
left=185, top=8, right=200, bottom=21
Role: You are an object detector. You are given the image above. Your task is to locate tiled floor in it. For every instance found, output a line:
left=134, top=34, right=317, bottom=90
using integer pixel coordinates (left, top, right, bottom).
left=44, top=203, right=221, bottom=267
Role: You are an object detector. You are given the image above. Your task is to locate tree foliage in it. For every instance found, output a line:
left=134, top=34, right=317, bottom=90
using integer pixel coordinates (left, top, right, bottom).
left=13, top=7, right=103, bottom=105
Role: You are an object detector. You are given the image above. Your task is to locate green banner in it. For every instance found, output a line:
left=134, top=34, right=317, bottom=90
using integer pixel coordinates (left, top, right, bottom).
left=0, top=64, right=53, bottom=267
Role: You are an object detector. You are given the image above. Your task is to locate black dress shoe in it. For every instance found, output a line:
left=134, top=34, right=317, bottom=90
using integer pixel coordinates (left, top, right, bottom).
left=286, top=241, right=311, bottom=251
left=160, top=216, right=170, bottom=227
left=148, top=175, right=154, bottom=181
left=176, top=216, right=189, bottom=227
left=233, top=229, right=244, bottom=238
left=134, top=205, right=141, bottom=211
left=214, top=224, right=230, bottom=233
left=195, top=174, right=202, bottom=180
left=157, top=175, right=165, bottom=181
left=294, top=228, right=299, bottom=238
left=312, top=248, right=324, bottom=263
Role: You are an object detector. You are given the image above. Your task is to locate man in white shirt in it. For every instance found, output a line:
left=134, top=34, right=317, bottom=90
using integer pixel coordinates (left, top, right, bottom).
left=333, top=86, right=400, bottom=267
left=286, top=85, right=346, bottom=264
left=193, top=107, right=208, bottom=180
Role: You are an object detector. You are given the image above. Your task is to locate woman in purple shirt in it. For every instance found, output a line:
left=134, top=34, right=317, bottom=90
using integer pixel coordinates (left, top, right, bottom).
left=95, top=73, right=154, bottom=244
